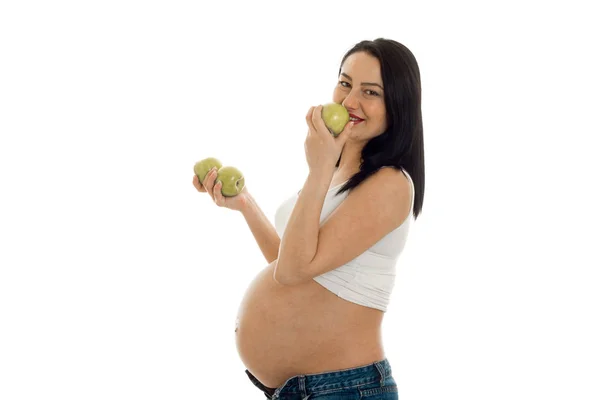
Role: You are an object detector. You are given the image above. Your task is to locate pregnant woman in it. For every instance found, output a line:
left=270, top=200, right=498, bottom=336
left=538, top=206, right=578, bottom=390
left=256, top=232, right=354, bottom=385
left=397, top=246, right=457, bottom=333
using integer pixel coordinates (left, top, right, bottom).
left=193, top=38, right=425, bottom=399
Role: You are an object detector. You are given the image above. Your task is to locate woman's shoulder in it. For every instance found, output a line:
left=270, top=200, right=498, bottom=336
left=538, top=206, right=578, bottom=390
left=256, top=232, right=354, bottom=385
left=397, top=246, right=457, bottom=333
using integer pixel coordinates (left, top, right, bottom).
left=374, top=165, right=411, bottom=184
left=351, top=166, right=411, bottom=201
left=370, top=166, right=413, bottom=209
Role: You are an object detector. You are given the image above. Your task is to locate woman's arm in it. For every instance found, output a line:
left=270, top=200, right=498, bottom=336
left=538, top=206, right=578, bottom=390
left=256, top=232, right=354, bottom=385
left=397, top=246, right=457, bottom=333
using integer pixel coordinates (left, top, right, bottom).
left=239, top=192, right=281, bottom=264
left=274, top=167, right=335, bottom=284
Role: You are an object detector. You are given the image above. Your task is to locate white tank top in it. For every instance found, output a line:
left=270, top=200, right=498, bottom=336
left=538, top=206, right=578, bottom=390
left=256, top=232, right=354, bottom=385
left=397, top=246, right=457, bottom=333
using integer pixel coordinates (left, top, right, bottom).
left=274, top=168, right=415, bottom=312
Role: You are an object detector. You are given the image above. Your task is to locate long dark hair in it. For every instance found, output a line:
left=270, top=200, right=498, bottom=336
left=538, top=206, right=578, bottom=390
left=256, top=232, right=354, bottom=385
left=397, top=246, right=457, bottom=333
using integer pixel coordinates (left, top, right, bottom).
left=334, top=38, right=425, bottom=220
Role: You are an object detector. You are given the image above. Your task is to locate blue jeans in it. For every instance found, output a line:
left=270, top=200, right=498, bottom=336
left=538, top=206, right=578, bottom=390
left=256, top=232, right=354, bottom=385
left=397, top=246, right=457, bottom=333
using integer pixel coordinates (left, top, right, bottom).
left=245, top=358, right=398, bottom=399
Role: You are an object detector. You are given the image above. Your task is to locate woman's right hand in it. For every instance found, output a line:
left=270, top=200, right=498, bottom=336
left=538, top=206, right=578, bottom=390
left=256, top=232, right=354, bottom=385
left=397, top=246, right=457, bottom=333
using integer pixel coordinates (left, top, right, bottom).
left=192, top=167, right=249, bottom=212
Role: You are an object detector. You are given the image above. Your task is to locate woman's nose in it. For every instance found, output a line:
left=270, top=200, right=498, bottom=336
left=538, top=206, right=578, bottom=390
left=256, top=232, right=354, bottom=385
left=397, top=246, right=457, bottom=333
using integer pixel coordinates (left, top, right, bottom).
left=342, top=91, right=359, bottom=111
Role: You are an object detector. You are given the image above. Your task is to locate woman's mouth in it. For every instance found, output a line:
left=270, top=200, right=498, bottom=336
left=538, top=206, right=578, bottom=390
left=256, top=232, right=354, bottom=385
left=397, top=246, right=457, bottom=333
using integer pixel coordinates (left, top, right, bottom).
left=349, top=114, right=364, bottom=125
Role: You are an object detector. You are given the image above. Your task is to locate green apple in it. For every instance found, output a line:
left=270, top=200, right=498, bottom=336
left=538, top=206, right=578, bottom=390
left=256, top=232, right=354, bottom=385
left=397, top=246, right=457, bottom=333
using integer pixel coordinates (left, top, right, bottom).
left=216, top=166, right=245, bottom=197
left=321, top=102, right=350, bottom=137
left=194, top=157, right=223, bottom=183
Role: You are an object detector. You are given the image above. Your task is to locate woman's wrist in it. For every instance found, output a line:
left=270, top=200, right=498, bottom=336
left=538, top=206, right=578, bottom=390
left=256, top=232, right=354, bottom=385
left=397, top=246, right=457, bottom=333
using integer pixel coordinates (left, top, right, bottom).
left=239, top=191, right=255, bottom=215
left=307, top=166, right=336, bottom=189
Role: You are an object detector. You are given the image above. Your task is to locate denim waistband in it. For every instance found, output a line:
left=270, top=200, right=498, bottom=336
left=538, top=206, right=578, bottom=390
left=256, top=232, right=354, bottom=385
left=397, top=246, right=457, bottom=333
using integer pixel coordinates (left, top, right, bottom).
left=245, top=358, right=392, bottom=399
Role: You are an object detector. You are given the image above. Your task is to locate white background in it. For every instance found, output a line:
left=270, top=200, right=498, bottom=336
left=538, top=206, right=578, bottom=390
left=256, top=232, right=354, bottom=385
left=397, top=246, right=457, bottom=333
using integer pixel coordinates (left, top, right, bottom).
left=1, top=1, right=599, bottom=399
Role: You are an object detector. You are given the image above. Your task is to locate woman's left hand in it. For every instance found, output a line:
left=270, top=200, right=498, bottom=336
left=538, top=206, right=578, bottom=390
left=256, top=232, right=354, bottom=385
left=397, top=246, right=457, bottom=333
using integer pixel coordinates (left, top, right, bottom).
left=304, top=105, right=353, bottom=173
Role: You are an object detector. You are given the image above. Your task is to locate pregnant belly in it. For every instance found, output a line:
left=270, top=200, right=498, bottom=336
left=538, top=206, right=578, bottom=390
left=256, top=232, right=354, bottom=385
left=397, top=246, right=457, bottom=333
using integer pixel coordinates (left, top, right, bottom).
left=235, top=261, right=385, bottom=389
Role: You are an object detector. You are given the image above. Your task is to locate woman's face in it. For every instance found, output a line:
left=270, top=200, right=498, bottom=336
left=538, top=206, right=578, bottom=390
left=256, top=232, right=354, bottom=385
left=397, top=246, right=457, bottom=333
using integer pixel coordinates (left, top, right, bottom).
left=333, top=51, right=387, bottom=141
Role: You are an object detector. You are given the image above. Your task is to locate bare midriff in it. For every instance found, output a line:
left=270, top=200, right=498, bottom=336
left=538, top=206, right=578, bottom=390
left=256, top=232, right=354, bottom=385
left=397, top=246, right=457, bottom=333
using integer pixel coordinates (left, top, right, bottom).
left=235, top=261, right=386, bottom=389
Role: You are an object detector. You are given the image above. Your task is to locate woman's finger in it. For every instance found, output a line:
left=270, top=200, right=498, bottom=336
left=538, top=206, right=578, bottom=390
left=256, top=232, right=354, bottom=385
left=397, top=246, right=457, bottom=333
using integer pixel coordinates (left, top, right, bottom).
left=311, top=105, right=329, bottom=136
left=305, top=106, right=314, bottom=122
left=305, top=106, right=316, bottom=133
left=202, top=168, right=218, bottom=200
left=192, top=175, right=207, bottom=192
left=213, top=180, right=224, bottom=206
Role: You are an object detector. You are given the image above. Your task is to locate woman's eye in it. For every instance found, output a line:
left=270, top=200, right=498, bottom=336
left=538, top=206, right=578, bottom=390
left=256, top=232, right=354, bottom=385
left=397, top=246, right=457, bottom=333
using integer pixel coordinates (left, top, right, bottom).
left=339, top=81, right=380, bottom=97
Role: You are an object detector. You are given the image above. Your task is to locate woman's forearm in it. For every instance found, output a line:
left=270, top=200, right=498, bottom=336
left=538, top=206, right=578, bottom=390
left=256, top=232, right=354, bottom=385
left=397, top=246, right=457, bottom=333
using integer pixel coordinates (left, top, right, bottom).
left=240, top=192, right=281, bottom=264
left=275, top=168, right=335, bottom=284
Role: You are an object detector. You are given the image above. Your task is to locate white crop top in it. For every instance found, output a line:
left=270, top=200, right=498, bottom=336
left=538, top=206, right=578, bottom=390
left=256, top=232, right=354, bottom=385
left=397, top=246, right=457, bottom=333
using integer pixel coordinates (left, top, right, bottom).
left=274, top=168, right=415, bottom=312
